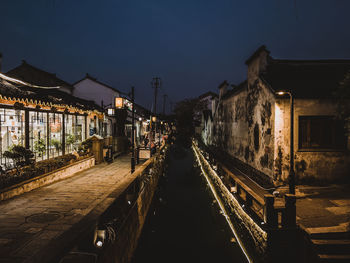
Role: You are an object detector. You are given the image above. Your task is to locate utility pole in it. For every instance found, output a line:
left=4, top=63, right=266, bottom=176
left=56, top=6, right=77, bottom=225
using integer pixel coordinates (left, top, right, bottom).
left=151, top=77, right=161, bottom=147
left=162, top=94, right=167, bottom=115
left=131, top=86, right=135, bottom=173
left=151, top=77, right=161, bottom=114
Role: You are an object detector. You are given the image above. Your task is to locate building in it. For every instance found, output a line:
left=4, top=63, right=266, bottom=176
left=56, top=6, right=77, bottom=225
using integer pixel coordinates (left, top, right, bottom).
left=198, top=91, right=218, bottom=112
left=73, top=74, right=124, bottom=138
left=0, top=71, right=103, bottom=168
left=73, top=74, right=151, bottom=145
left=6, top=62, right=109, bottom=138
left=73, top=73, right=120, bottom=109
left=194, top=91, right=218, bottom=136
left=7, top=60, right=74, bottom=94
left=203, top=46, right=350, bottom=184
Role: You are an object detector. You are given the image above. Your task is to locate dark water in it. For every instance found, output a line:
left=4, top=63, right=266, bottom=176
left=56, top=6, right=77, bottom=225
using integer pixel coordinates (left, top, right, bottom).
left=131, top=145, right=248, bottom=263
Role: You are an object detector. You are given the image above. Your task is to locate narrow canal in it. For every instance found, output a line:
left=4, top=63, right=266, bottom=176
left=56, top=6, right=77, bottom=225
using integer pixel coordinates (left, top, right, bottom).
left=131, top=144, right=248, bottom=263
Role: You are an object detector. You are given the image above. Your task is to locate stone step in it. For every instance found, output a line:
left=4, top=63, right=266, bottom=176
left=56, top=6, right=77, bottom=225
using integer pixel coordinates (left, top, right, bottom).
left=318, top=254, right=350, bottom=263
left=306, top=227, right=350, bottom=240
left=312, top=239, right=350, bottom=254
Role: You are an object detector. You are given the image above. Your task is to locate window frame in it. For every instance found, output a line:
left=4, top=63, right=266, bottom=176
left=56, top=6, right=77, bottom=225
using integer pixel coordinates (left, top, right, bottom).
left=298, top=115, right=347, bottom=152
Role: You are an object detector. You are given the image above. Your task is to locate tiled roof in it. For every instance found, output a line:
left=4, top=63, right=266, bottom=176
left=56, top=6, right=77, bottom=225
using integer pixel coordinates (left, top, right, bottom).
left=198, top=91, right=218, bottom=99
left=245, top=45, right=270, bottom=65
left=0, top=75, right=101, bottom=112
left=261, top=59, right=350, bottom=98
left=6, top=61, right=74, bottom=91
left=222, top=80, right=247, bottom=100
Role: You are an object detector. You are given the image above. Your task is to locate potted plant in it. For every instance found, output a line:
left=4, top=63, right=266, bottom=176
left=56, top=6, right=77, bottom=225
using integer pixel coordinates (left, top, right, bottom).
left=78, top=138, right=93, bottom=156
left=66, top=134, right=76, bottom=152
left=3, top=145, right=34, bottom=175
left=34, top=138, right=46, bottom=157
left=50, top=139, right=61, bottom=153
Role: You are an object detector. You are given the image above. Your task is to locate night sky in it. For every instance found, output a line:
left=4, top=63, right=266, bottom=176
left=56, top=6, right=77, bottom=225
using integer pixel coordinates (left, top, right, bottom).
left=1, top=0, right=350, bottom=112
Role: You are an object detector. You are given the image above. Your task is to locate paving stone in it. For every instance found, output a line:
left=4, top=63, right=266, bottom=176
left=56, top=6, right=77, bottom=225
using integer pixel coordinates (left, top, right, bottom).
left=45, top=224, right=72, bottom=231
left=24, top=228, right=42, bottom=234
left=0, top=155, right=136, bottom=262
left=0, top=239, right=12, bottom=245
left=15, top=238, right=51, bottom=257
left=37, top=230, right=60, bottom=240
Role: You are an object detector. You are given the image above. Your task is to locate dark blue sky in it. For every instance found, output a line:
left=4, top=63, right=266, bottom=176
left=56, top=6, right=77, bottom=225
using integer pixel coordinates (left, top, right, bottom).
left=1, top=0, right=350, bottom=112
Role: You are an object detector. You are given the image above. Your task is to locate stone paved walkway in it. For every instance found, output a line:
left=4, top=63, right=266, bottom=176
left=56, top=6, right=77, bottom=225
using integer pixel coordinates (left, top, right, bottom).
left=295, top=185, right=350, bottom=232
left=0, top=155, right=139, bottom=263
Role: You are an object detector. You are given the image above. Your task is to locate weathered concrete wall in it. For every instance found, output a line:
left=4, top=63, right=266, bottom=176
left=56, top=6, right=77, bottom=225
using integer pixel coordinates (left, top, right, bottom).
left=201, top=115, right=213, bottom=145
left=205, top=83, right=349, bottom=183
left=275, top=98, right=350, bottom=182
left=211, top=80, right=276, bottom=180
left=203, top=45, right=349, bottom=183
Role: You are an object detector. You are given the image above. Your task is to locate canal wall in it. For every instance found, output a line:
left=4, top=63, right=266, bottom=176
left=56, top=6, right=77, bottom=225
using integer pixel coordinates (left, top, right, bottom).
left=98, top=148, right=168, bottom=263
left=192, top=140, right=303, bottom=263
left=57, top=146, right=169, bottom=263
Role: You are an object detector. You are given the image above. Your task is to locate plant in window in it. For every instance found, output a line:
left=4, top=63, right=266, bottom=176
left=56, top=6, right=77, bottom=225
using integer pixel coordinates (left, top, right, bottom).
left=50, top=139, right=61, bottom=153
left=66, top=134, right=76, bottom=150
left=34, top=138, right=46, bottom=157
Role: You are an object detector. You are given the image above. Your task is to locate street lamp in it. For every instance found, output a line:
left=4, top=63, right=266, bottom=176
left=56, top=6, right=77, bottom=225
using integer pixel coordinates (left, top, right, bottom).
left=115, top=91, right=135, bottom=173
left=151, top=116, right=157, bottom=147
left=131, top=87, right=135, bottom=173
left=276, top=90, right=295, bottom=195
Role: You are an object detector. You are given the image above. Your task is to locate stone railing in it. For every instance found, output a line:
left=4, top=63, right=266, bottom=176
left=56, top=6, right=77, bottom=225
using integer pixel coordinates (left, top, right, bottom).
left=194, top=140, right=296, bottom=230
left=193, top=139, right=298, bottom=262
left=218, top=164, right=296, bottom=229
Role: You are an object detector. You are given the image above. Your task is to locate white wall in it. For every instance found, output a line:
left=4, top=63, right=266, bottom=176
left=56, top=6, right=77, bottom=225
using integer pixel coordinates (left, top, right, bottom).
left=73, top=78, right=120, bottom=108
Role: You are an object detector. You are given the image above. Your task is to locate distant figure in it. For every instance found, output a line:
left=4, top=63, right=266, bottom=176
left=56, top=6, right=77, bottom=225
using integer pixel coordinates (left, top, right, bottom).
left=150, top=142, right=156, bottom=155
left=144, top=136, right=149, bottom=148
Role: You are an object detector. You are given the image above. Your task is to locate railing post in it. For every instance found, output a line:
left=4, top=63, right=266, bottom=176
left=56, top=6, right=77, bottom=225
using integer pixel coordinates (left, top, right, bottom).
left=283, top=194, right=296, bottom=228
left=246, top=194, right=253, bottom=213
left=264, top=194, right=278, bottom=228
left=136, top=147, right=140, bottom=164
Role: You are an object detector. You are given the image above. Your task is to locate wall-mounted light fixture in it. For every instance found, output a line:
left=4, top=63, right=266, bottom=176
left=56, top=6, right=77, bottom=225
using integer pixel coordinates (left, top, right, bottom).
left=93, top=228, right=106, bottom=248
left=107, top=108, right=115, bottom=116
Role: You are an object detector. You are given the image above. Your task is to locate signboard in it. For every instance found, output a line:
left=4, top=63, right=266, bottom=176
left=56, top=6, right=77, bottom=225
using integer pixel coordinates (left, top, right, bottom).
left=139, top=148, right=151, bottom=159
left=115, top=97, right=124, bottom=108
left=123, top=99, right=133, bottom=111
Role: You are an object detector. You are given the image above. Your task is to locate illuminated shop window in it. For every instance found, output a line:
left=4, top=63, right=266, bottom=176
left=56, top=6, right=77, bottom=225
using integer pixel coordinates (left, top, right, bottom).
left=76, top=115, right=86, bottom=142
left=49, top=113, right=63, bottom=157
left=89, top=116, right=97, bottom=136
left=29, top=111, right=47, bottom=161
left=0, top=109, right=25, bottom=167
left=65, top=114, right=75, bottom=154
